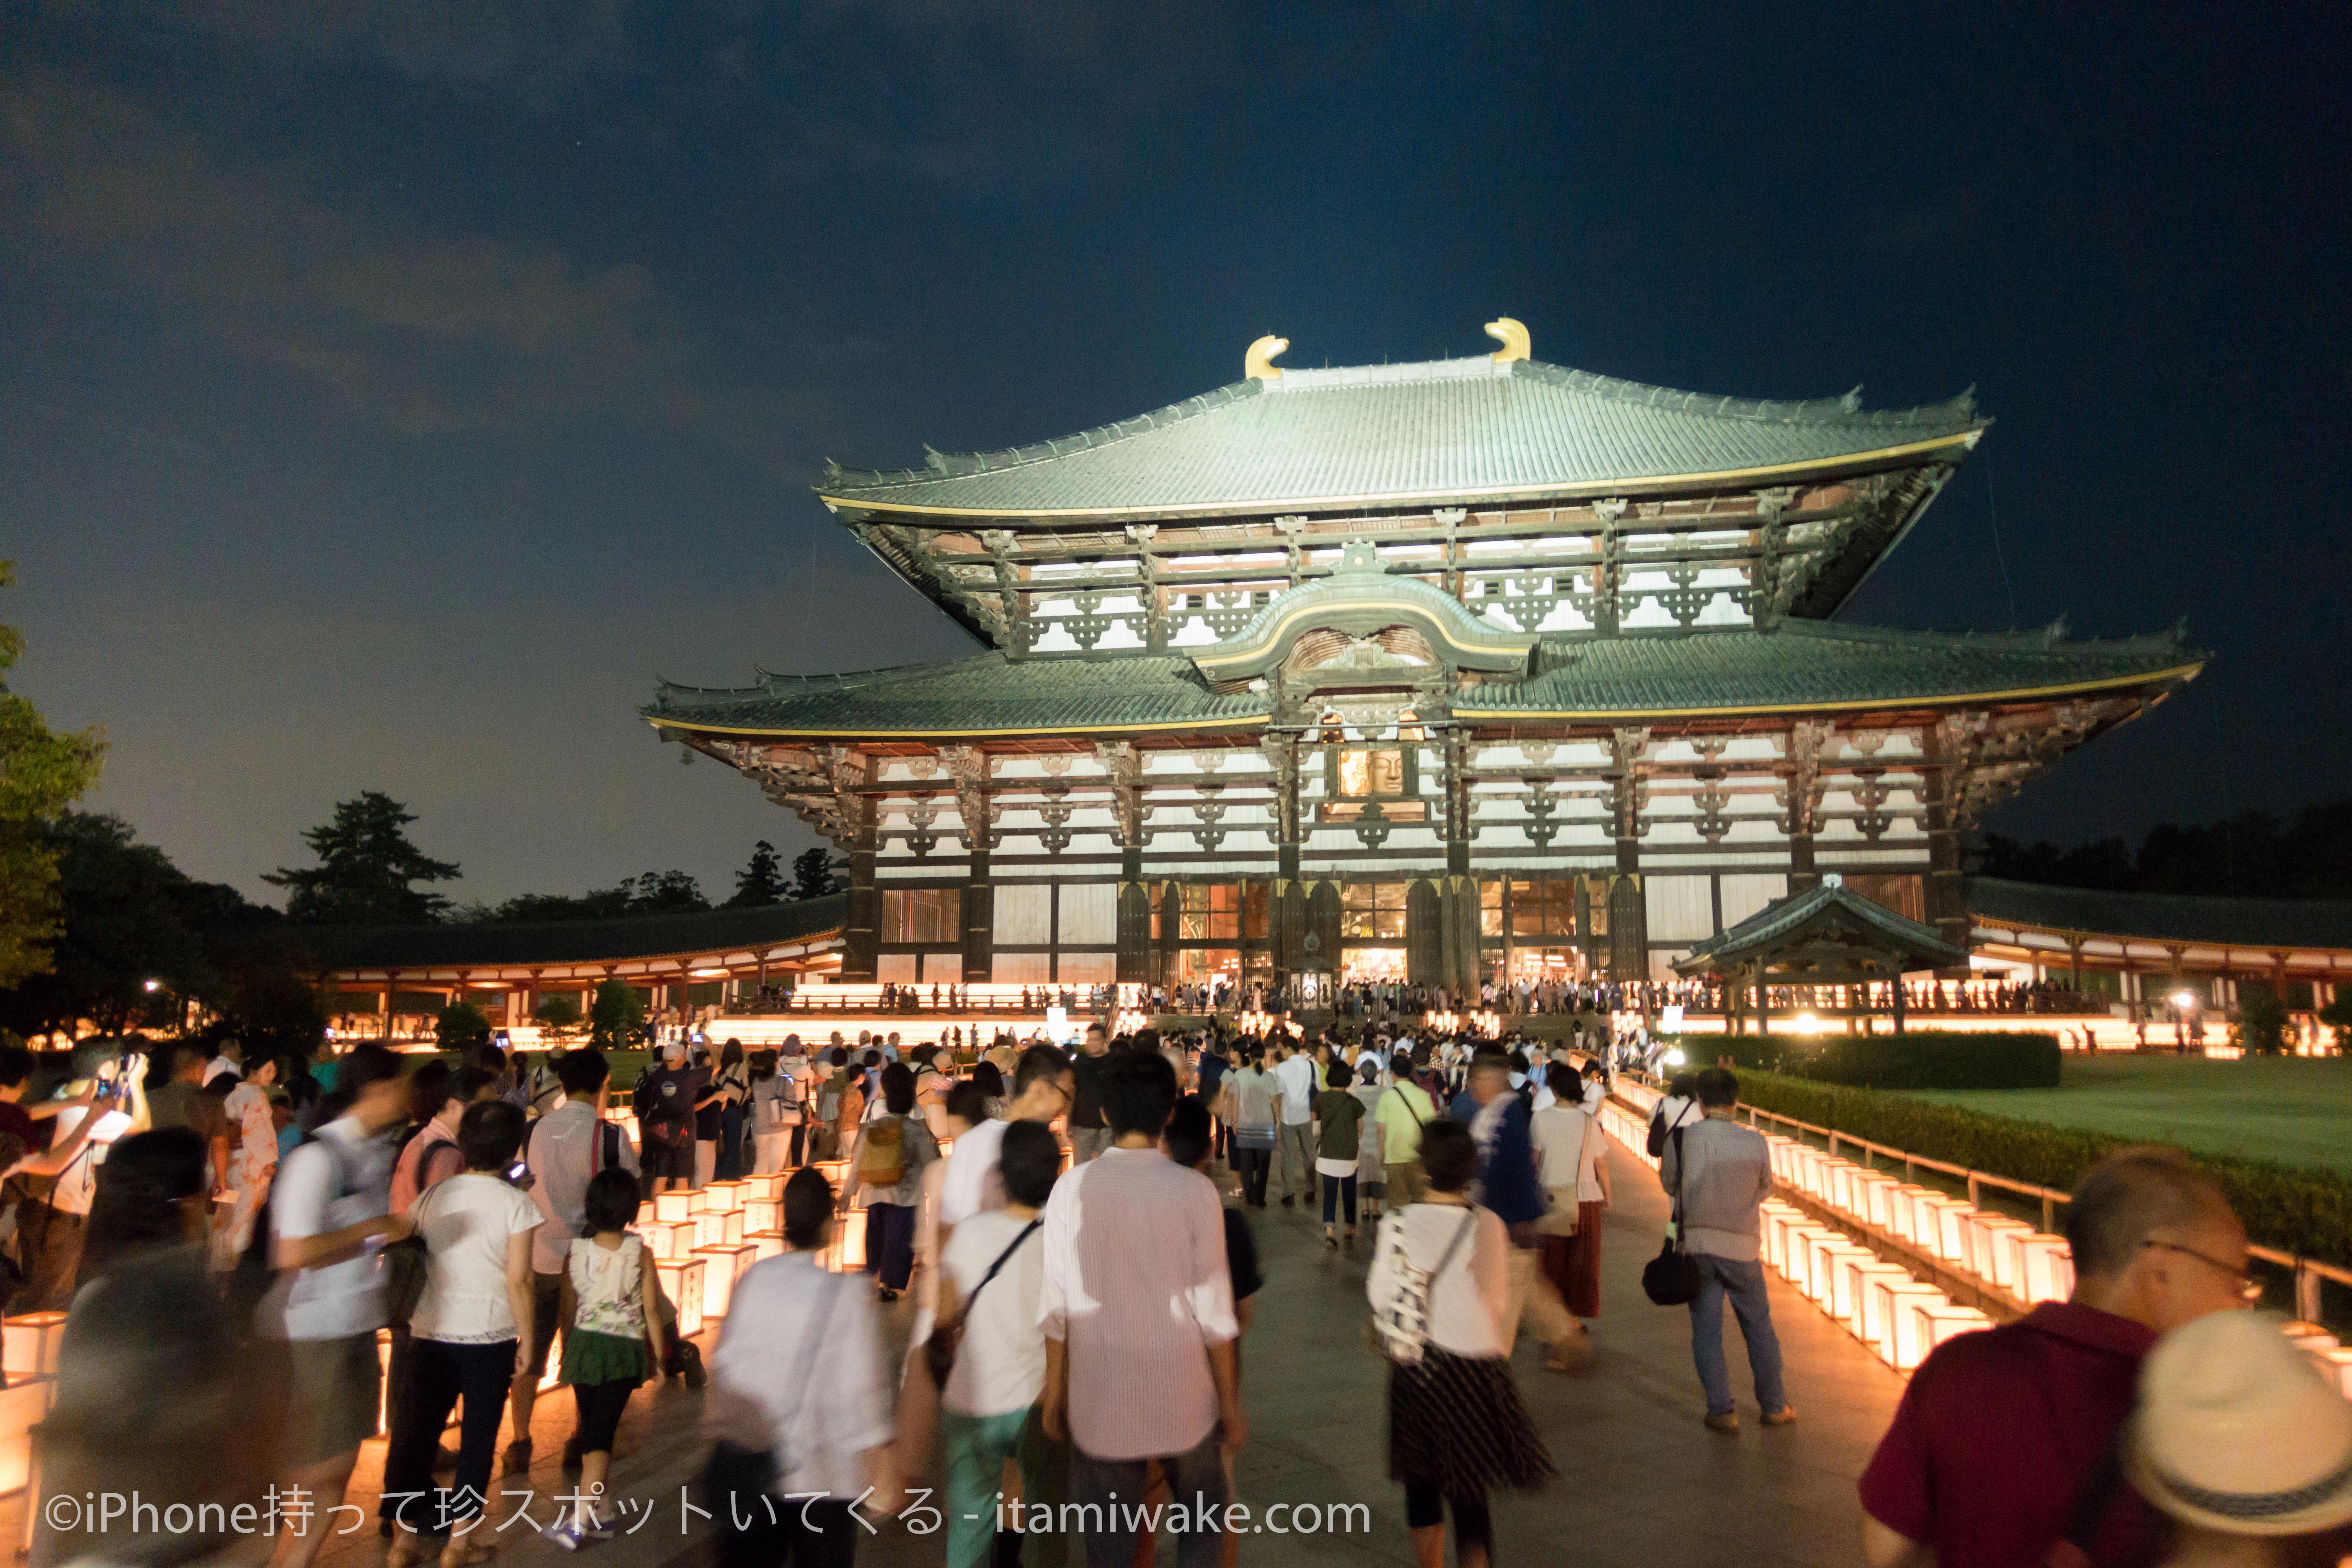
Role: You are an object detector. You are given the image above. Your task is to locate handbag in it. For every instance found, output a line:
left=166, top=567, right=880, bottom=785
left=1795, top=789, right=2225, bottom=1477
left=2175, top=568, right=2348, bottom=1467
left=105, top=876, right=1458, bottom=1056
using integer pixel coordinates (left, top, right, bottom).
left=380, top=1178, right=447, bottom=1326
left=1640, top=1127, right=1704, bottom=1307
left=922, top=1219, right=1041, bottom=1388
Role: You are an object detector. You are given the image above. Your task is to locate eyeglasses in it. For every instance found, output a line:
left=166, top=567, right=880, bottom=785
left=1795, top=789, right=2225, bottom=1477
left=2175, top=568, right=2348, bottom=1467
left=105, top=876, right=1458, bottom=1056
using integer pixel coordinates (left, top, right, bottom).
left=2141, top=1239, right=2265, bottom=1306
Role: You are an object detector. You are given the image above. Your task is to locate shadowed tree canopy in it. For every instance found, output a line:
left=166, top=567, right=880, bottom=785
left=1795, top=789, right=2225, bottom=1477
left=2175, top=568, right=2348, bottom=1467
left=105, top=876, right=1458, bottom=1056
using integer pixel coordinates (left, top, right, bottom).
left=265, top=792, right=461, bottom=924
left=790, top=847, right=842, bottom=903
left=0, top=562, right=107, bottom=987
left=1975, top=798, right=2352, bottom=899
left=728, top=840, right=787, bottom=908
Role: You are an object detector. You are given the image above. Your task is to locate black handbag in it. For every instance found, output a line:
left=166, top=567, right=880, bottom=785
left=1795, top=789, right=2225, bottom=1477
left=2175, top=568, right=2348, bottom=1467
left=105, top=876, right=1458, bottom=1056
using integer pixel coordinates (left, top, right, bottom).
left=1641, top=1126, right=1703, bottom=1307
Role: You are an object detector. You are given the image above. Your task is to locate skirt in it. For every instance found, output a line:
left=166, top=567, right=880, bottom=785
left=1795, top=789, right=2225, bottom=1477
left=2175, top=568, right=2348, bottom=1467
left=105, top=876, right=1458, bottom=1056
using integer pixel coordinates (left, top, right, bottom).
left=1540, top=1203, right=1605, bottom=1319
left=1387, top=1348, right=1553, bottom=1498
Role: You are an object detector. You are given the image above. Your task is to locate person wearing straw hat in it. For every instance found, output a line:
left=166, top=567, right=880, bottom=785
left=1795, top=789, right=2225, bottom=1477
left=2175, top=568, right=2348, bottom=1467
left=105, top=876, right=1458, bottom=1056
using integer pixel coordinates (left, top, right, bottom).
left=2126, top=1310, right=2352, bottom=1564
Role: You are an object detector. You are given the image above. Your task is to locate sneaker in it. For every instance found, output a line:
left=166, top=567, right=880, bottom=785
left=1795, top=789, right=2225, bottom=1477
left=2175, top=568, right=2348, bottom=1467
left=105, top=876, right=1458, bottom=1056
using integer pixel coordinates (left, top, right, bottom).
left=542, top=1520, right=586, bottom=1553
left=1761, top=1406, right=1798, bottom=1427
left=581, top=1509, right=616, bottom=1541
left=1704, top=1411, right=1740, bottom=1432
left=501, top=1438, right=533, bottom=1476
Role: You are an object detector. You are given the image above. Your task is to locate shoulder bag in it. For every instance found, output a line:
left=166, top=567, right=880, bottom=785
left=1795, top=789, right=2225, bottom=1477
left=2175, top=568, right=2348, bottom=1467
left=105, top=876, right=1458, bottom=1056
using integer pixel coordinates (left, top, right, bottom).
left=1369, top=1207, right=1479, bottom=1366
left=381, top=1174, right=449, bottom=1326
left=1640, top=1126, right=1704, bottom=1306
left=922, top=1219, right=1042, bottom=1388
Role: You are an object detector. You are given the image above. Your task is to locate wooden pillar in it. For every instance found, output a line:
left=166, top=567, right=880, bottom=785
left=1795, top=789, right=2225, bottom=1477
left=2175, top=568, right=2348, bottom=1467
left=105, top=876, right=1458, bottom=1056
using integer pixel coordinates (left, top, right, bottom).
left=1921, top=719, right=1974, bottom=975
left=961, top=851, right=993, bottom=984
left=844, top=851, right=880, bottom=983
left=2068, top=934, right=2085, bottom=992
left=1115, top=879, right=1152, bottom=985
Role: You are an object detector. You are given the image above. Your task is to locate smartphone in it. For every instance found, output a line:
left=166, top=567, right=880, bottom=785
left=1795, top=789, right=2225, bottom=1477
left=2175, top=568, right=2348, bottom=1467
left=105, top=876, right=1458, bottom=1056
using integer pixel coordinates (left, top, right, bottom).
left=506, top=1160, right=529, bottom=1182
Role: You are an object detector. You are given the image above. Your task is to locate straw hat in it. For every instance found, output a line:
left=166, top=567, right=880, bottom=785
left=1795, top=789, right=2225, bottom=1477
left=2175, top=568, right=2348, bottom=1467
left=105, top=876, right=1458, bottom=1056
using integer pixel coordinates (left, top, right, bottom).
left=2125, top=1311, right=2352, bottom=1536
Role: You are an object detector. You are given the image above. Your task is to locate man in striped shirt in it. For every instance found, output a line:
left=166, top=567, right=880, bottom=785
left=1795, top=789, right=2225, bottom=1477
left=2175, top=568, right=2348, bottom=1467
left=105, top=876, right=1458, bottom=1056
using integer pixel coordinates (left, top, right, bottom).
left=1040, top=1053, right=1246, bottom=1568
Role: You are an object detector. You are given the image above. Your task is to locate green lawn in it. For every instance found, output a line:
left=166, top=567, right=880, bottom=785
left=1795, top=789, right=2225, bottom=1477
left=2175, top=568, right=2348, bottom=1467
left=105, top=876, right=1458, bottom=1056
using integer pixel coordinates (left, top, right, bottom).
left=1904, top=1055, right=2352, bottom=1176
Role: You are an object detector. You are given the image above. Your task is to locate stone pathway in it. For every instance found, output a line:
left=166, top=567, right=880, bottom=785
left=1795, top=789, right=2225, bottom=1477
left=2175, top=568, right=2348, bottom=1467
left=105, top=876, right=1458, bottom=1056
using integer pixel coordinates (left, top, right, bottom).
left=6, top=1118, right=1909, bottom=1568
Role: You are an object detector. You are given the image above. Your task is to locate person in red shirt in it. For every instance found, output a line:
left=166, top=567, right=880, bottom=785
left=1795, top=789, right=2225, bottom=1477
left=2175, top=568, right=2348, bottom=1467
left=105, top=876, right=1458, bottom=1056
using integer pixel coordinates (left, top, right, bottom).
left=1859, top=1147, right=2255, bottom=1568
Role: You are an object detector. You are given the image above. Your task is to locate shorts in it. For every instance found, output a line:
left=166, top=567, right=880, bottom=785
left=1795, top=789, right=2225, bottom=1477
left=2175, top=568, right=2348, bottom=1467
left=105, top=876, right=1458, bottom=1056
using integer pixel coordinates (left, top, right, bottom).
left=642, top=1130, right=694, bottom=1181
left=527, top=1271, right=572, bottom=1378
left=285, top=1332, right=384, bottom=1466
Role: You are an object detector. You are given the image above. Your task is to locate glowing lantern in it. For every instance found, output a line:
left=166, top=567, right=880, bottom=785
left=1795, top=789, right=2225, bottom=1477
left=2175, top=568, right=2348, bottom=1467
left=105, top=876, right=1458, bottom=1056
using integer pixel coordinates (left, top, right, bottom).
left=746, top=1229, right=784, bottom=1263
left=1845, top=1259, right=1917, bottom=1343
left=1807, top=1237, right=1873, bottom=1308
left=693, top=1243, right=756, bottom=1318
left=1, top=1314, right=67, bottom=1381
left=0, top=1378, right=53, bottom=1495
left=656, top=1257, right=706, bottom=1338
left=702, top=1181, right=744, bottom=1214
left=1913, top=1302, right=1993, bottom=1354
left=2017, top=1237, right=2075, bottom=1305
left=1968, top=1216, right=2034, bottom=1289
left=1780, top=1222, right=1834, bottom=1290
left=655, top=1190, right=693, bottom=1224
left=743, top=1199, right=781, bottom=1233
left=1872, top=1280, right=1949, bottom=1369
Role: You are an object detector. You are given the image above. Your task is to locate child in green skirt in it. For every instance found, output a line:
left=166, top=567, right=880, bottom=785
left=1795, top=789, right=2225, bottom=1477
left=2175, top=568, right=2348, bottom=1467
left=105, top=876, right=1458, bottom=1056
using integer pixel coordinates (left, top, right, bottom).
left=545, top=1167, right=668, bottom=1550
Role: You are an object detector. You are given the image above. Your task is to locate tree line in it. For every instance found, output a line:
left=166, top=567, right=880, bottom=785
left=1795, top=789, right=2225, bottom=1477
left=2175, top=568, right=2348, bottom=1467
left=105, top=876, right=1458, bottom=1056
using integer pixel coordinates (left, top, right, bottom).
left=1975, top=798, right=2352, bottom=899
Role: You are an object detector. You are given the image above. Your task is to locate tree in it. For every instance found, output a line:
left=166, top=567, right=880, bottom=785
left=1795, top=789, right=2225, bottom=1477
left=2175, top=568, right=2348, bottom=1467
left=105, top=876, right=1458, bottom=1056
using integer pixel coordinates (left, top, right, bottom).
left=588, top=977, right=646, bottom=1050
left=0, top=562, right=107, bottom=987
left=729, top=841, right=788, bottom=908
left=265, top=793, right=461, bottom=924
left=615, top=870, right=706, bottom=913
left=2231, top=980, right=2290, bottom=1056
left=2321, top=990, right=2352, bottom=1053
left=0, top=813, right=211, bottom=1040
left=790, top=846, right=842, bottom=901
left=532, top=993, right=583, bottom=1032
left=436, top=999, right=493, bottom=1054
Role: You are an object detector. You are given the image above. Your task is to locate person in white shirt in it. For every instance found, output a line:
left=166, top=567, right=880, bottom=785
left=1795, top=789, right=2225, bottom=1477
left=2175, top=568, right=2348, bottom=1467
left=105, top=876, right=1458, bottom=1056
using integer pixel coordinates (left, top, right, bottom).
left=1531, top=1063, right=1612, bottom=1330
left=265, top=1044, right=413, bottom=1568
left=1366, top=1119, right=1553, bottom=1568
left=705, top=1167, right=895, bottom=1568
left=380, top=1100, right=541, bottom=1568
left=1270, top=1038, right=1318, bottom=1209
left=937, top=1120, right=1060, bottom=1568
left=1040, top=1053, right=1243, bottom=1568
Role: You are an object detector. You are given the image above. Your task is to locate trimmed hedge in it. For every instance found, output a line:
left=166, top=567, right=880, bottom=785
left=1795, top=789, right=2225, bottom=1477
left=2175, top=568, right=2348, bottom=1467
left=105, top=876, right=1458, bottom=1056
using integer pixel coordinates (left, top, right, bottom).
left=1717, top=1030, right=2061, bottom=1090
left=1730, top=1069, right=2352, bottom=1271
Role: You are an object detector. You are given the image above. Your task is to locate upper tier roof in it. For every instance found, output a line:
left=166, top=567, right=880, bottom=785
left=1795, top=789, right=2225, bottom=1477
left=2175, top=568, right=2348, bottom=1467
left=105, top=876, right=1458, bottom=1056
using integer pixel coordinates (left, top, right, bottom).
left=817, top=355, right=1987, bottom=520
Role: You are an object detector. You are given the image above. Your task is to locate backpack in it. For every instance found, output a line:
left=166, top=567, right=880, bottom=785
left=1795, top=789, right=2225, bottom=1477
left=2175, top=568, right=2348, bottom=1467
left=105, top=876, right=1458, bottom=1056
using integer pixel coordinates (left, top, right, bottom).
left=1369, top=1207, right=1479, bottom=1366
left=1646, top=1097, right=1697, bottom=1159
left=858, top=1116, right=907, bottom=1188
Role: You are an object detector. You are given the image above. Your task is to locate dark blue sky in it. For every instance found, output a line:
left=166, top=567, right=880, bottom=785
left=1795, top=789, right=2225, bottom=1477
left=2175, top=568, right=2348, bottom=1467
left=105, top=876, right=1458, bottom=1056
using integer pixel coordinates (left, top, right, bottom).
left=6, top=2, right=2347, bottom=905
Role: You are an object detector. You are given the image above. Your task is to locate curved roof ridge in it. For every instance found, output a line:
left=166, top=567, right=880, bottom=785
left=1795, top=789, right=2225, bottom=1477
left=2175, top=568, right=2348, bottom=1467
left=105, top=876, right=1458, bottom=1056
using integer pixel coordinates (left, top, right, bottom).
left=817, top=357, right=1984, bottom=501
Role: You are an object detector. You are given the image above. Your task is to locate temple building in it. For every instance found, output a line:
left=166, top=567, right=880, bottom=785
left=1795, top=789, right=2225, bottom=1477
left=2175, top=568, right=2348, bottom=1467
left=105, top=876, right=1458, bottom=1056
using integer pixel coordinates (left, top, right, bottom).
left=644, top=320, right=2205, bottom=998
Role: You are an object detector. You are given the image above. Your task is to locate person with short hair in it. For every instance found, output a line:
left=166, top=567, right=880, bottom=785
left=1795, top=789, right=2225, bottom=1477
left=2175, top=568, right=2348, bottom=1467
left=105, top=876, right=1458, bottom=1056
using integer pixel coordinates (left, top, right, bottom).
left=1466, top=1053, right=1581, bottom=1371
left=937, top=1045, right=1071, bottom=1251
left=1859, top=1146, right=2254, bottom=1568
left=706, top=1166, right=894, bottom=1568
left=380, top=1099, right=541, bottom=1568
left=1040, top=1052, right=1243, bottom=1568
left=1368, top=1118, right=1552, bottom=1568
left=1219, top=1047, right=1278, bottom=1209
left=1066, top=1023, right=1113, bottom=1165
left=1270, top=1036, right=1317, bottom=1209
left=1658, top=1067, right=1791, bottom=1432
left=509, top=1048, right=640, bottom=1475
left=1315, top=1058, right=1365, bottom=1247
left=543, top=1165, right=667, bottom=1551
left=1375, top=1050, right=1438, bottom=1208
left=936, top=1120, right=1062, bottom=1568
left=265, top=1043, right=413, bottom=1568
left=146, top=1042, right=231, bottom=1195
left=636, top=1040, right=707, bottom=1194
left=391, top=1065, right=502, bottom=1217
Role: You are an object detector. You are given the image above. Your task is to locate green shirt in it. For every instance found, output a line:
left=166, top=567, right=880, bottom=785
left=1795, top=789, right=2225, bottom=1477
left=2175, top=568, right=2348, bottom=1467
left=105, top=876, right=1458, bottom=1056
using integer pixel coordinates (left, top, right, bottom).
left=1314, top=1090, right=1363, bottom=1161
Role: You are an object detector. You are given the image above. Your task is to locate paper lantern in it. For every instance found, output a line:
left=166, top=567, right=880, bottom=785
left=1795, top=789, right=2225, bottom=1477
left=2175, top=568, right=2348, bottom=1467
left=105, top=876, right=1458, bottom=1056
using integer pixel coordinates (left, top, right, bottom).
left=1780, top=1223, right=1834, bottom=1291
left=656, top=1257, right=706, bottom=1338
left=746, top=1229, right=784, bottom=1263
left=743, top=1198, right=781, bottom=1233
left=693, top=1211, right=728, bottom=1249
left=634, top=1221, right=674, bottom=1261
left=0, top=1378, right=55, bottom=1496
left=2, top=1314, right=67, bottom=1381
left=655, top=1189, right=693, bottom=1223
left=702, top=1181, right=744, bottom=1214
left=1872, top=1280, right=1949, bottom=1369
left=2315, top=1347, right=2352, bottom=1400
left=2018, top=1237, right=2074, bottom=1304
left=636, top=1200, right=657, bottom=1226
left=722, top=1210, right=745, bottom=1246
left=1968, top=1216, right=2034, bottom=1289
left=741, top=1173, right=786, bottom=1203
left=834, top=1214, right=867, bottom=1272
left=692, top=1243, right=756, bottom=1319
left=1807, top=1237, right=1872, bottom=1308
left=1853, top=1172, right=1897, bottom=1230
left=1912, top=1302, right=1993, bottom=1354
left=1845, top=1259, right=1916, bottom=1344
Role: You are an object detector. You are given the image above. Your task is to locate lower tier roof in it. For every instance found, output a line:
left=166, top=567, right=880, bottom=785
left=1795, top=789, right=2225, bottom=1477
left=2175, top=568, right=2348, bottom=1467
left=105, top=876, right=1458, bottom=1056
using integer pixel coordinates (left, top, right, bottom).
left=646, top=621, right=2201, bottom=741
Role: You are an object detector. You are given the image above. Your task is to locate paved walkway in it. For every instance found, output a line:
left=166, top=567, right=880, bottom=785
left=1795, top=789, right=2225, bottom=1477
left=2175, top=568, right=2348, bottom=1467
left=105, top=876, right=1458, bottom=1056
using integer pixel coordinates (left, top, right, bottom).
left=5, top=1120, right=1908, bottom=1568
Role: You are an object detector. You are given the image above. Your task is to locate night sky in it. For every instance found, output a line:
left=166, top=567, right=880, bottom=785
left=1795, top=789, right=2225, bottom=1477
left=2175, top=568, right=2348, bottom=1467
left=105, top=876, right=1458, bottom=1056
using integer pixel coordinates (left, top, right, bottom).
left=6, top=3, right=2347, bottom=908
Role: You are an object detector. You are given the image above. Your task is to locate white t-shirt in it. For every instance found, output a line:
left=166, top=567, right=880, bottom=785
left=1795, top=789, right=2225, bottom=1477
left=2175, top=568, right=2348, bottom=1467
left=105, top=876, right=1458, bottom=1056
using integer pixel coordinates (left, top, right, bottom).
left=44, top=1104, right=104, bottom=1217
left=1272, top=1055, right=1316, bottom=1126
left=1532, top=1105, right=1606, bottom=1200
left=408, top=1172, right=542, bottom=1344
left=937, top=1117, right=1009, bottom=1228
left=1367, top=1203, right=1509, bottom=1358
left=937, top=1209, right=1046, bottom=1418
left=270, top=1117, right=396, bottom=1341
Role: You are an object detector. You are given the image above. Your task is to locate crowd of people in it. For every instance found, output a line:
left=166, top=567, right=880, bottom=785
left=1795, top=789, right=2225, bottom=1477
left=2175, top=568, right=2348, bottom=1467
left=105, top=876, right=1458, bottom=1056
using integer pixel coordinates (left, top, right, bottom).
left=6, top=1009, right=2348, bottom=1568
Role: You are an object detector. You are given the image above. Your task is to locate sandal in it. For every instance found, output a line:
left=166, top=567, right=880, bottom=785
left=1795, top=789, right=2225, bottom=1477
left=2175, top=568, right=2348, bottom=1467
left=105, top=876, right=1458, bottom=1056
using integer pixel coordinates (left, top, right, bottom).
left=386, top=1539, right=428, bottom=1568
left=439, top=1537, right=498, bottom=1568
